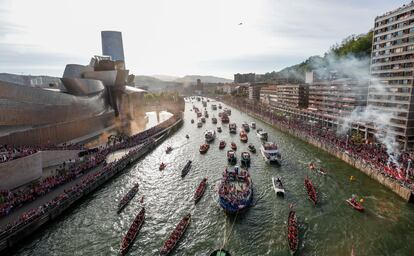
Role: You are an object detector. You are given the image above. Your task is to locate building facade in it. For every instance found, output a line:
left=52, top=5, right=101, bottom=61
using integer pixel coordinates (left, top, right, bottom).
left=260, top=84, right=309, bottom=115
left=370, top=2, right=414, bottom=149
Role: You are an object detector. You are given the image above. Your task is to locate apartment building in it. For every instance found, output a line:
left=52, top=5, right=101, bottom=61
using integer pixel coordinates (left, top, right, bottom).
left=371, top=1, right=414, bottom=149
left=303, top=79, right=369, bottom=127
left=260, top=84, right=309, bottom=115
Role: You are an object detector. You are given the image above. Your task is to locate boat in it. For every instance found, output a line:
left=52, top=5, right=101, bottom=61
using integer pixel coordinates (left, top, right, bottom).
left=240, top=152, right=250, bottom=166
left=185, top=135, right=189, bottom=139
left=211, top=104, right=217, bottom=110
left=210, top=249, right=231, bottom=256
left=229, top=123, right=237, bottom=134
left=231, top=142, right=237, bottom=151
left=309, top=162, right=327, bottom=175
left=256, top=128, right=268, bottom=141
left=221, top=113, right=229, bottom=123
left=201, top=117, right=206, bottom=123
left=242, top=123, right=250, bottom=132
left=346, top=197, right=364, bottom=212
left=119, top=207, right=145, bottom=256
left=205, top=130, right=216, bottom=143
left=219, top=140, right=226, bottom=149
left=225, top=109, right=231, bottom=115
left=218, top=104, right=222, bottom=109
left=212, top=117, right=218, bottom=124
left=272, top=177, right=285, bottom=196
left=248, top=144, right=256, bottom=153
left=227, top=150, right=237, bottom=164
left=204, top=111, right=209, bottom=118
left=181, top=160, right=192, bottom=178
left=160, top=213, right=191, bottom=256
left=287, top=209, right=299, bottom=255
left=194, top=178, right=208, bottom=203
left=203, top=101, right=207, bottom=107
left=191, top=119, right=194, bottom=124
left=251, top=122, right=256, bottom=129
left=199, top=144, right=210, bottom=154
left=197, top=121, right=203, bottom=128
left=260, top=142, right=281, bottom=163
left=304, top=176, right=317, bottom=206
left=159, top=162, right=166, bottom=171
left=117, top=183, right=139, bottom=214
left=166, top=146, right=173, bottom=154
left=218, top=166, right=253, bottom=214
left=218, top=112, right=222, bottom=117
left=217, top=127, right=222, bottom=133
left=240, top=130, right=248, bottom=143
left=197, top=112, right=202, bottom=118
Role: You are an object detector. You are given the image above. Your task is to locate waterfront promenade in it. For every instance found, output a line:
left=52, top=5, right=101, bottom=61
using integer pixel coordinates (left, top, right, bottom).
left=0, top=109, right=183, bottom=253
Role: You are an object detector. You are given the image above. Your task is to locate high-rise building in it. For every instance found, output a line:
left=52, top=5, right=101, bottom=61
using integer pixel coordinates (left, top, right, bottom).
left=370, top=2, right=414, bottom=149
left=101, top=31, right=125, bottom=62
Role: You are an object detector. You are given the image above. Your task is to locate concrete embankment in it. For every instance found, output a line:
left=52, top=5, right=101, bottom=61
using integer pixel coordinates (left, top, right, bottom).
left=0, top=117, right=183, bottom=253
left=223, top=100, right=414, bottom=203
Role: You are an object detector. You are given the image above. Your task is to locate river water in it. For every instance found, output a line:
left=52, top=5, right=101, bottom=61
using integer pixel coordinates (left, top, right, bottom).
left=13, top=99, right=414, bottom=256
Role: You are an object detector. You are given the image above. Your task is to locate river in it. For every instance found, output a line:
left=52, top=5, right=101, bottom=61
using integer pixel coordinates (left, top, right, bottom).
left=12, top=99, right=414, bottom=256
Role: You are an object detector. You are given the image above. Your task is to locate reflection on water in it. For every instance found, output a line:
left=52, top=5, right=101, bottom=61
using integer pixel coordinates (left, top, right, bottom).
left=12, top=100, right=414, bottom=256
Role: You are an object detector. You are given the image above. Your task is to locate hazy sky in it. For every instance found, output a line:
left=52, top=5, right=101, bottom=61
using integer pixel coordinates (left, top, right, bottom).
left=0, top=0, right=410, bottom=78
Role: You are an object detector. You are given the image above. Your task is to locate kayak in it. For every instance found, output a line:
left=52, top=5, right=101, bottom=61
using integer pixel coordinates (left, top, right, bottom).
left=346, top=199, right=364, bottom=212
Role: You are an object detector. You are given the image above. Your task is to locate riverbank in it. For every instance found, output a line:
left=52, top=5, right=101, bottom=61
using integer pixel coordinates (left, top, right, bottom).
left=0, top=115, right=183, bottom=253
left=221, top=98, right=414, bottom=203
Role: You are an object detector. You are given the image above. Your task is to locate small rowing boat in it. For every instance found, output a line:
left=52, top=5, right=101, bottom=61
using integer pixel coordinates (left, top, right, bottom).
left=119, top=207, right=145, bottom=256
left=219, top=140, right=226, bottom=149
left=181, top=160, right=192, bottom=178
left=287, top=208, right=298, bottom=255
left=194, top=177, right=208, bottom=203
left=160, top=213, right=191, bottom=256
left=272, top=177, right=285, bottom=197
left=200, top=144, right=210, bottom=154
left=217, top=127, right=222, bottom=133
left=242, top=122, right=250, bottom=132
left=159, top=162, right=166, bottom=171
left=309, top=162, right=327, bottom=175
left=231, top=142, right=237, bottom=151
left=248, top=144, right=256, bottom=153
left=166, top=146, right=173, bottom=154
left=117, top=183, right=139, bottom=214
left=304, top=176, right=317, bottom=206
left=191, top=119, right=194, bottom=123
left=346, top=197, right=364, bottom=212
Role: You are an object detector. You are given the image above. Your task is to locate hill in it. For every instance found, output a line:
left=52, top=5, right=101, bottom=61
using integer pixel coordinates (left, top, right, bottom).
left=261, top=31, right=373, bottom=82
left=134, top=75, right=181, bottom=91
left=174, top=75, right=232, bottom=84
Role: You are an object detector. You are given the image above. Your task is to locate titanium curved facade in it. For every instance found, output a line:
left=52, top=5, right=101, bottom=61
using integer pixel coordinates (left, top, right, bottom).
left=0, top=81, right=109, bottom=126
left=60, top=78, right=105, bottom=96
left=63, top=64, right=94, bottom=79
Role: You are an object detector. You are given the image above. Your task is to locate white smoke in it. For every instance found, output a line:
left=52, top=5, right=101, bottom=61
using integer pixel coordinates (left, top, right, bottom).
left=302, top=53, right=401, bottom=160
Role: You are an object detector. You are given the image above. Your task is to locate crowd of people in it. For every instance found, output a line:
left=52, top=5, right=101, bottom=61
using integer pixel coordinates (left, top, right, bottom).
left=0, top=134, right=157, bottom=239
left=0, top=143, right=84, bottom=164
left=228, top=98, right=414, bottom=191
left=219, top=167, right=252, bottom=211
left=0, top=112, right=182, bottom=221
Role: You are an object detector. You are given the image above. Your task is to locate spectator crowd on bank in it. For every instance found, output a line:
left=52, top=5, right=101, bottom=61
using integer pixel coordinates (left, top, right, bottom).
left=228, top=98, right=414, bottom=191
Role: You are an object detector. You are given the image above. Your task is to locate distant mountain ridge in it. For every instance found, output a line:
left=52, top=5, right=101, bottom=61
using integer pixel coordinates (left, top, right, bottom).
left=174, top=75, right=232, bottom=84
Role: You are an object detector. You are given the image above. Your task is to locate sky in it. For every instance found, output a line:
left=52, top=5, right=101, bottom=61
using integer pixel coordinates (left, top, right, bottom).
left=0, top=0, right=410, bottom=79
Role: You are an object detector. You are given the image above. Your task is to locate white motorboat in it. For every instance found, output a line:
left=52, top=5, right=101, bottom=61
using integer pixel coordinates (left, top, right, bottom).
left=256, top=128, right=268, bottom=141
left=260, top=142, right=281, bottom=163
left=204, top=130, right=216, bottom=142
left=272, top=177, right=285, bottom=196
